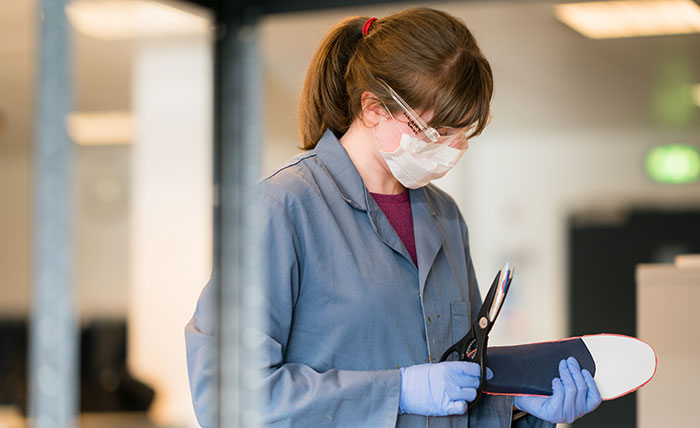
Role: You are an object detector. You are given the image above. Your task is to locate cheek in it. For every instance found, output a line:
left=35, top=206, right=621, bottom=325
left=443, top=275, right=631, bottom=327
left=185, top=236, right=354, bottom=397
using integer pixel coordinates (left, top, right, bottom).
left=374, top=123, right=401, bottom=153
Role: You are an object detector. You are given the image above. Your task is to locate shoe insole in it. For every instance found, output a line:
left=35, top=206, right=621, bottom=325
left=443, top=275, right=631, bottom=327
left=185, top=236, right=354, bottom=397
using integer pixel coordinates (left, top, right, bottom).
left=482, top=334, right=656, bottom=400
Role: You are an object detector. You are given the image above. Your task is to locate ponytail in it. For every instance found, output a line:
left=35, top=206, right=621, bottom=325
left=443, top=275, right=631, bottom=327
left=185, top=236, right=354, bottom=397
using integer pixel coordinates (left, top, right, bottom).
left=298, top=16, right=366, bottom=150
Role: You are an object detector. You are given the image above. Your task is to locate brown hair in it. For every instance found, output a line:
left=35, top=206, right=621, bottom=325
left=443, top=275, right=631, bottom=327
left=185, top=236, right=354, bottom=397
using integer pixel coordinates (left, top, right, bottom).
left=299, top=7, right=494, bottom=150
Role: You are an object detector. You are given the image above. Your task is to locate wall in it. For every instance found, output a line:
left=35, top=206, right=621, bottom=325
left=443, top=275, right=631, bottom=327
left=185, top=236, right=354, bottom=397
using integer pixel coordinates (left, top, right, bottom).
left=129, top=35, right=213, bottom=427
left=439, top=128, right=700, bottom=346
left=0, top=0, right=35, bottom=317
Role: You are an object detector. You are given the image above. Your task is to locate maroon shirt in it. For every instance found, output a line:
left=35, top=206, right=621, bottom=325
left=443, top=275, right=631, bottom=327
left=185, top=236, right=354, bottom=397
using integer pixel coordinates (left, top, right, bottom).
left=370, top=190, right=417, bottom=265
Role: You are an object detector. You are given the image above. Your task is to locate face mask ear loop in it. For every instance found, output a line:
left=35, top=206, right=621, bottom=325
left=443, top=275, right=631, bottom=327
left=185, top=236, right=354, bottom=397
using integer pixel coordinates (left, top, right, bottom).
left=367, top=103, right=400, bottom=156
left=372, top=122, right=396, bottom=156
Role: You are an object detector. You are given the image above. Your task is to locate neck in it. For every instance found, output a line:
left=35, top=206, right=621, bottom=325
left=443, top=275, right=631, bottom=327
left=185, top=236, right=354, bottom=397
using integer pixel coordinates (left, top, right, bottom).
left=340, top=120, right=404, bottom=195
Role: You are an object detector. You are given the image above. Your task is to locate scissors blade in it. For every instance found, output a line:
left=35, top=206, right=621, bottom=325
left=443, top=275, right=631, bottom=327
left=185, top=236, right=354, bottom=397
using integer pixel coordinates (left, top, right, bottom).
left=487, top=263, right=513, bottom=322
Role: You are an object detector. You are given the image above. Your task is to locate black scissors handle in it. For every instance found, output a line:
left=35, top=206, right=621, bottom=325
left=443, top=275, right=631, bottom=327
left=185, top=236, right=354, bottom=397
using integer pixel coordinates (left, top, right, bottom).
left=438, top=311, right=491, bottom=408
left=439, top=330, right=477, bottom=362
left=439, top=265, right=513, bottom=408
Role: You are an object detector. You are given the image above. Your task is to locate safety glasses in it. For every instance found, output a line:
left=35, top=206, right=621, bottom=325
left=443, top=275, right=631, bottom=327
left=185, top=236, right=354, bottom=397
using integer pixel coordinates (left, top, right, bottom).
left=377, top=79, right=493, bottom=147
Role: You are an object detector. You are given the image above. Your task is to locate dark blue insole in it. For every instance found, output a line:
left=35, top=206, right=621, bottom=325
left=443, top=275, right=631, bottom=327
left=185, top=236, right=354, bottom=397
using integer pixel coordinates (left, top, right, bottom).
left=483, top=338, right=596, bottom=396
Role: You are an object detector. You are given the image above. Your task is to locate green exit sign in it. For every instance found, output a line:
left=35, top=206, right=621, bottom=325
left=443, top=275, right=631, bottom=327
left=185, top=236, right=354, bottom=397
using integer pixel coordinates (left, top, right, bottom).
left=645, top=144, right=700, bottom=184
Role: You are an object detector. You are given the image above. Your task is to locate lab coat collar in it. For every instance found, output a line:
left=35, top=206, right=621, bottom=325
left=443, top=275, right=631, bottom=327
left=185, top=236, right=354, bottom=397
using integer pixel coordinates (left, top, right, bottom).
left=410, top=186, right=445, bottom=293
left=365, top=186, right=446, bottom=281
left=315, top=130, right=414, bottom=264
left=315, top=129, right=368, bottom=211
left=315, top=129, right=446, bottom=282
left=365, top=194, right=415, bottom=268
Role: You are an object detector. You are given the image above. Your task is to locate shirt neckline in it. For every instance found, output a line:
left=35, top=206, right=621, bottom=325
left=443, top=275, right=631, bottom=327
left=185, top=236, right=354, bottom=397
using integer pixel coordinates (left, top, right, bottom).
left=369, top=189, right=410, bottom=204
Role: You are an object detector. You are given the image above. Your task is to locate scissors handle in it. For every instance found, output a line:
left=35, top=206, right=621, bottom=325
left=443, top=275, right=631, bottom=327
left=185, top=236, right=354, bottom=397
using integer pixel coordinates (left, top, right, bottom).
left=439, top=333, right=477, bottom=362
left=469, top=329, right=489, bottom=408
left=438, top=316, right=491, bottom=408
left=438, top=264, right=513, bottom=409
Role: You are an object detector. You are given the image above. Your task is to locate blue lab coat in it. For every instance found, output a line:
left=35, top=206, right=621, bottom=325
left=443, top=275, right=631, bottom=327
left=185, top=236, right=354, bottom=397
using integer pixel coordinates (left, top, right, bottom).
left=185, top=130, right=553, bottom=428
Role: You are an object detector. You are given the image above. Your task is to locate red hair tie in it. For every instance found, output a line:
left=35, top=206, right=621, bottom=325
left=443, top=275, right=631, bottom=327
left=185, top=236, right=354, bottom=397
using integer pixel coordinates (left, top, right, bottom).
left=362, top=17, right=377, bottom=36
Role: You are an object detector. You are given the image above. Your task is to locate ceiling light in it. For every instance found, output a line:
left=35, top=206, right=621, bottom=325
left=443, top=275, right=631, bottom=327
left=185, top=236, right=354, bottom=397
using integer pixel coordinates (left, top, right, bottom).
left=66, top=0, right=210, bottom=40
left=67, top=111, right=133, bottom=145
left=554, top=0, right=700, bottom=39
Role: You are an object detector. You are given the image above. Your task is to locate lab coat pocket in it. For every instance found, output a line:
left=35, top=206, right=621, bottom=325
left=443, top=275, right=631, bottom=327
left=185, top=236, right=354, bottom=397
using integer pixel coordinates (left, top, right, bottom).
left=450, top=301, right=471, bottom=345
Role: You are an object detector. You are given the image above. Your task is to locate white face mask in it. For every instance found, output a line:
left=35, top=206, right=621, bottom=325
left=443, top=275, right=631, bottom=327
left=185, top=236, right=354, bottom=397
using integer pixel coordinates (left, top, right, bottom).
left=376, top=130, right=467, bottom=189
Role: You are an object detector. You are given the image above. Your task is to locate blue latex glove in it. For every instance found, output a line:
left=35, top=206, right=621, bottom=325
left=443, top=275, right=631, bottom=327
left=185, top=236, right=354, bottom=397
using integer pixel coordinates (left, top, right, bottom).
left=514, top=356, right=602, bottom=424
left=399, top=361, right=493, bottom=416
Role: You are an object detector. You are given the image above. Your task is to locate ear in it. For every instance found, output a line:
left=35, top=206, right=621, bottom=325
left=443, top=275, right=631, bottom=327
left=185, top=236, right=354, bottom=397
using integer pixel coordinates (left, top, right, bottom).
left=359, top=91, right=389, bottom=128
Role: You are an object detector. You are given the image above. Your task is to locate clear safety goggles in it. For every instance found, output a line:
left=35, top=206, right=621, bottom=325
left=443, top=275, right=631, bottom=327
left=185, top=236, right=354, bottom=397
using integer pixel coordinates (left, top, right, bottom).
left=378, top=79, right=493, bottom=149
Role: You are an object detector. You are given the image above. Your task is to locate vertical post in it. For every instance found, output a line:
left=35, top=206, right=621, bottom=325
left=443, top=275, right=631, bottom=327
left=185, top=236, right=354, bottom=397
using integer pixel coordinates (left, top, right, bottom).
left=29, top=0, right=78, bottom=428
left=214, top=4, right=264, bottom=428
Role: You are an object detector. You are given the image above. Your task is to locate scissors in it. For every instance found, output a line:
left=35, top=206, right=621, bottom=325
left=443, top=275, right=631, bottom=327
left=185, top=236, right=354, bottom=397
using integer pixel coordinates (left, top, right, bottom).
left=439, top=263, right=514, bottom=408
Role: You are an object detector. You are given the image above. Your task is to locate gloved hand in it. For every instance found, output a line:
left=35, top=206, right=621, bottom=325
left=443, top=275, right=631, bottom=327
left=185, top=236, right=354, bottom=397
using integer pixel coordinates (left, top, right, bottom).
left=514, top=356, right=602, bottom=424
left=399, top=361, right=492, bottom=416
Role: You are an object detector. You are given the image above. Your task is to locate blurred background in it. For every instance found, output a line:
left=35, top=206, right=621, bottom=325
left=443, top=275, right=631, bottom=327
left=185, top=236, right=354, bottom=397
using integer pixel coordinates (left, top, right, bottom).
left=0, top=0, right=698, bottom=427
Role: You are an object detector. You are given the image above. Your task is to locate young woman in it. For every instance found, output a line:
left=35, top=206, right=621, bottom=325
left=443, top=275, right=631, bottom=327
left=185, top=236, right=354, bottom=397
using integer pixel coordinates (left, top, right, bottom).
left=186, top=7, right=601, bottom=427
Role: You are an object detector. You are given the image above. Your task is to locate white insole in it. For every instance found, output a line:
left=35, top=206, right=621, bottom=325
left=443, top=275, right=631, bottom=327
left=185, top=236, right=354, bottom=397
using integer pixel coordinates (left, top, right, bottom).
left=581, top=334, right=657, bottom=400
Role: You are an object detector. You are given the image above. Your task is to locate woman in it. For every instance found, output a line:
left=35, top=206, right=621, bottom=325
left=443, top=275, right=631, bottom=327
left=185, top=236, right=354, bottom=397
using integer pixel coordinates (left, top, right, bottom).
left=186, top=7, right=601, bottom=427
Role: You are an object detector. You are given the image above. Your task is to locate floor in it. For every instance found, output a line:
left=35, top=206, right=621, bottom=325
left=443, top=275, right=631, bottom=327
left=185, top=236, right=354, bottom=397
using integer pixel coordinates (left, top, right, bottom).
left=0, top=408, right=172, bottom=428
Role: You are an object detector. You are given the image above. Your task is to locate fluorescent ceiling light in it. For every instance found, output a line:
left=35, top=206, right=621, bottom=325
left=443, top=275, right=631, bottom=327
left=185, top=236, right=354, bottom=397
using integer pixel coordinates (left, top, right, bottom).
left=554, top=0, right=700, bottom=39
left=66, top=0, right=210, bottom=40
left=68, top=111, right=133, bottom=145
left=693, top=84, right=700, bottom=108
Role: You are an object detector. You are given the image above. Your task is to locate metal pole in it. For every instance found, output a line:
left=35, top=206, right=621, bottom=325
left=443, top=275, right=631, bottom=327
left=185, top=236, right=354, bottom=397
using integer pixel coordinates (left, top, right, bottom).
left=29, top=1, right=78, bottom=428
left=214, top=5, right=264, bottom=428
